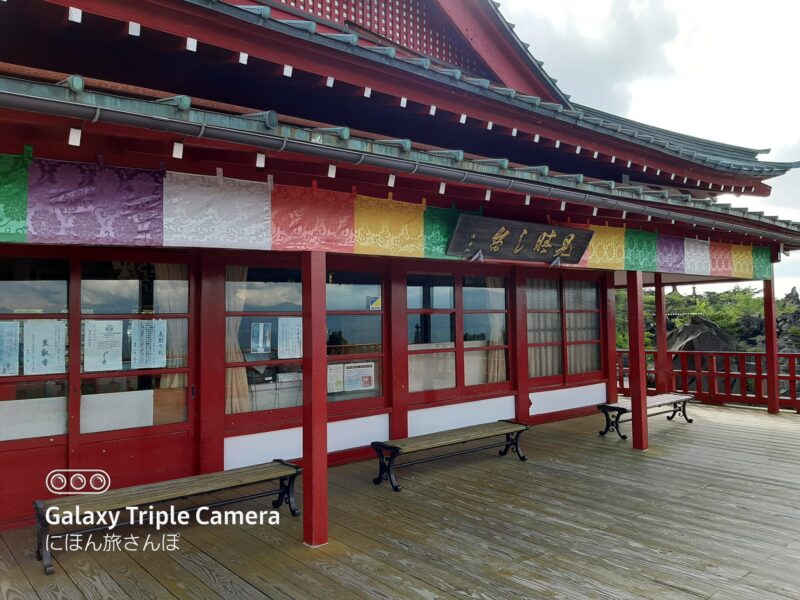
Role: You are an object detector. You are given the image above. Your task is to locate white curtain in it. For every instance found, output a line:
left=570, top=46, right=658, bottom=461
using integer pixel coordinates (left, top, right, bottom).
left=486, top=276, right=507, bottom=383
left=154, top=263, right=188, bottom=389
left=225, top=266, right=252, bottom=414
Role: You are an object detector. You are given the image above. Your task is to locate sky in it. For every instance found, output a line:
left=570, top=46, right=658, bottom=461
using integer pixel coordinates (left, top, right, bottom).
left=498, top=0, right=800, bottom=296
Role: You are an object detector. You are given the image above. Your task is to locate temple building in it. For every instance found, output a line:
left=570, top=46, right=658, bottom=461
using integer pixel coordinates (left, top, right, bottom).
left=0, top=0, right=798, bottom=547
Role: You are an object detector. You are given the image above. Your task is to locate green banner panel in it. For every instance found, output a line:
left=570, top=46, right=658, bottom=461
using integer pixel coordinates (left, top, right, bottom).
left=624, top=229, right=657, bottom=272
left=423, top=206, right=461, bottom=259
left=752, top=246, right=773, bottom=280
left=0, top=150, right=30, bottom=243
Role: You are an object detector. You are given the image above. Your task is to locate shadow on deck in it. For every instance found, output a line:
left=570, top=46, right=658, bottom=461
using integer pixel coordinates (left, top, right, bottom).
left=3, top=404, right=800, bottom=599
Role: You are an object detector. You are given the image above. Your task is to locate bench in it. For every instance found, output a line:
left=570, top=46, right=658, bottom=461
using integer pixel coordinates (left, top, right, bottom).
left=597, top=393, right=694, bottom=440
left=371, top=420, right=528, bottom=491
left=34, top=459, right=301, bottom=575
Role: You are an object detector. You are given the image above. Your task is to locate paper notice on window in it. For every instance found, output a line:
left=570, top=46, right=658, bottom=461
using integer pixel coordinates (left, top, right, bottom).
left=343, top=362, right=375, bottom=392
left=131, top=320, right=167, bottom=370
left=0, top=321, right=20, bottom=376
left=23, top=320, right=67, bottom=375
left=327, top=363, right=344, bottom=393
left=251, top=322, right=272, bottom=354
left=277, top=317, right=302, bottom=359
left=83, top=320, right=123, bottom=372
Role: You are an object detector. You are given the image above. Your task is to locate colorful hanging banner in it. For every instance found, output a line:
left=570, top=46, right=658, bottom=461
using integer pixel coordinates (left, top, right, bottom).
left=0, top=150, right=29, bottom=243
left=163, top=171, right=270, bottom=250
left=683, top=238, right=711, bottom=276
left=271, top=184, right=354, bottom=253
left=423, top=206, right=461, bottom=259
left=624, top=229, right=657, bottom=272
left=354, top=195, right=424, bottom=257
left=657, top=234, right=685, bottom=274
left=587, top=226, right=626, bottom=270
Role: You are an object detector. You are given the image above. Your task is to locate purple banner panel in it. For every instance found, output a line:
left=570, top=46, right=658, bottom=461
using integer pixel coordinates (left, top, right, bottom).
left=656, top=234, right=685, bottom=273
left=27, top=159, right=163, bottom=246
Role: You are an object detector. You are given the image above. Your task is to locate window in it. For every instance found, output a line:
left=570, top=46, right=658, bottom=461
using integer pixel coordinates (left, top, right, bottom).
left=80, top=261, right=190, bottom=432
left=407, top=274, right=455, bottom=392
left=463, top=276, right=508, bottom=386
left=326, top=271, right=383, bottom=403
left=527, top=277, right=602, bottom=384
left=0, top=258, right=69, bottom=441
left=225, top=267, right=303, bottom=414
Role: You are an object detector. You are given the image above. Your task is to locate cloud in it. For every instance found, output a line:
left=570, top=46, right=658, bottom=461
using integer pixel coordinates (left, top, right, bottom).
left=498, top=0, right=679, bottom=113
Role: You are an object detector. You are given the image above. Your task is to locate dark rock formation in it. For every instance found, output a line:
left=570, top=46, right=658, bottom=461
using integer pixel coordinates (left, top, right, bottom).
left=667, top=316, right=737, bottom=352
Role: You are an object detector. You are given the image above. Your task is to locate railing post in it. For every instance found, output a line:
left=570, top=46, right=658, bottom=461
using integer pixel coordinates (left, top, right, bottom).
left=764, top=279, right=780, bottom=414
left=627, top=271, right=648, bottom=451
left=708, top=353, right=718, bottom=401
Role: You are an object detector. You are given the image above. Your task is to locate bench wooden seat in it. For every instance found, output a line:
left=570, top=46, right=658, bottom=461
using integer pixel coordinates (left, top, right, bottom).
left=597, top=393, right=694, bottom=440
left=371, top=420, right=528, bottom=491
left=35, top=459, right=301, bottom=575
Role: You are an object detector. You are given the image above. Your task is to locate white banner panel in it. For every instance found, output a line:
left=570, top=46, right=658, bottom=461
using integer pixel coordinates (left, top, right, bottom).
left=163, top=171, right=271, bottom=250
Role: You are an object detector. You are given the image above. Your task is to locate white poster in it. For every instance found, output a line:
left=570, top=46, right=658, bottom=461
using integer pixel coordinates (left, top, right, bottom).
left=327, top=363, right=344, bottom=393
left=278, top=317, right=303, bottom=359
left=344, top=362, right=375, bottom=392
left=251, top=322, right=272, bottom=354
left=23, top=320, right=67, bottom=375
left=131, top=320, right=167, bottom=370
left=83, top=320, right=123, bottom=372
left=0, top=321, right=20, bottom=377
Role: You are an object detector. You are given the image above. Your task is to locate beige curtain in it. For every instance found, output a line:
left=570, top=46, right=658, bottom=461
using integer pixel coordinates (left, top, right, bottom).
left=154, top=263, right=188, bottom=389
left=225, top=266, right=252, bottom=414
left=486, top=276, right=507, bottom=383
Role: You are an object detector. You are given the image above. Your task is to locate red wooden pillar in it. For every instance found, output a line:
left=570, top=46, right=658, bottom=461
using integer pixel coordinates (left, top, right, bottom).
left=388, top=262, right=409, bottom=439
left=627, top=271, right=648, bottom=450
left=764, top=278, right=780, bottom=414
left=604, top=272, right=618, bottom=404
left=198, top=251, right=225, bottom=473
left=302, top=251, right=328, bottom=546
left=513, top=267, right=530, bottom=420
left=654, top=274, right=670, bottom=394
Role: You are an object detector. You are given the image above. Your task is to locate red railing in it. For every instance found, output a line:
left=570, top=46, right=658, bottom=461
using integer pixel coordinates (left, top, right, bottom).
left=616, top=350, right=800, bottom=411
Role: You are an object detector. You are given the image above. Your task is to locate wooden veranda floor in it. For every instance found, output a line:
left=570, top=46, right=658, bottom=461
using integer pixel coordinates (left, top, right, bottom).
left=3, top=404, right=800, bottom=599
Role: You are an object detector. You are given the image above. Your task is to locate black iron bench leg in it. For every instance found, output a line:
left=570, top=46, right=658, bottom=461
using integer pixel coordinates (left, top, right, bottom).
left=613, top=410, right=627, bottom=440
left=372, top=447, right=401, bottom=492
left=34, top=500, right=54, bottom=575
left=272, top=477, right=288, bottom=509
left=286, top=474, right=301, bottom=517
left=667, top=402, right=680, bottom=421
left=598, top=407, right=613, bottom=436
left=499, top=431, right=527, bottom=461
left=681, top=400, right=693, bottom=423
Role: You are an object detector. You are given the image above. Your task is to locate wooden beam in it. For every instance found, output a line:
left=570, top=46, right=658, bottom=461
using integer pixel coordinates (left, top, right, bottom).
left=654, top=273, right=670, bottom=394
left=764, top=278, right=780, bottom=414
left=513, top=266, right=530, bottom=420
left=627, top=270, right=648, bottom=450
left=302, top=251, right=328, bottom=546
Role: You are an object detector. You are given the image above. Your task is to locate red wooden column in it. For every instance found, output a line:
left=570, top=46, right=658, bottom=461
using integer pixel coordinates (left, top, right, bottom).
left=603, top=272, right=618, bottom=404
left=513, top=267, right=530, bottom=420
left=627, top=271, right=648, bottom=450
left=388, top=262, right=409, bottom=439
left=764, top=278, right=780, bottom=414
left=653, top=274, right=670, bottom=394
left=198, top=251, right=225, bottom=473
left=302, top=251, right=328, bottom=546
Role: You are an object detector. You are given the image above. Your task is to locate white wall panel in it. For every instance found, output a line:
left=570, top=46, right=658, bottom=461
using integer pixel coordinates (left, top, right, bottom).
left=408, top=396, right=515, bottom=437
left=529, top=383, right=606, bottom=416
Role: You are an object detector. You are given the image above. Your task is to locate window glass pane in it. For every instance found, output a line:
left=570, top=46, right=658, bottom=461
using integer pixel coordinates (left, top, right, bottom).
left=568, top=344, right=601, bottom=374
left=0, top=380, right=67, bottom=441
left=464, top=349, right=508, bottom=385
left=566, top=312, right=601, bottom=341
left=81, top=319, right=187, bottom=372
left=0, top=320, right=69, bottom=376
left=82, top=262, right=188, bottom=314
left=528, top=346, right=563, bottom=378
left=463, top=276, right=506, bottom=310
left=327, top=359, right=382, bottom=402
left=408, top=352, right=456, bottom=392
left=527, top=313, right=562, bottom=344
left=526, top=279, right=560, bottom=310
left=80, top=374, right=188, bottom=433
left=408, top=314, right=455, bottom=348
left=0, top=258, right=68, bottom=314
left=226, top=365, right=303, bottom=413
left=564, top=280, right=599, bottom=310
left=464, top=313, right=507, bottom=345
left=327, top=315, right=382, bottom=355
left=327, top=272, right=382, bottom=311
left=226, top=266, right=301, bottom=312
left=407, top=274, right=454, bottom=309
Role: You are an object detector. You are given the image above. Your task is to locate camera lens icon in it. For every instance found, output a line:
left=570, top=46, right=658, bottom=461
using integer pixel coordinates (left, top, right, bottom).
left=46, top=470, right=111, bottom=495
